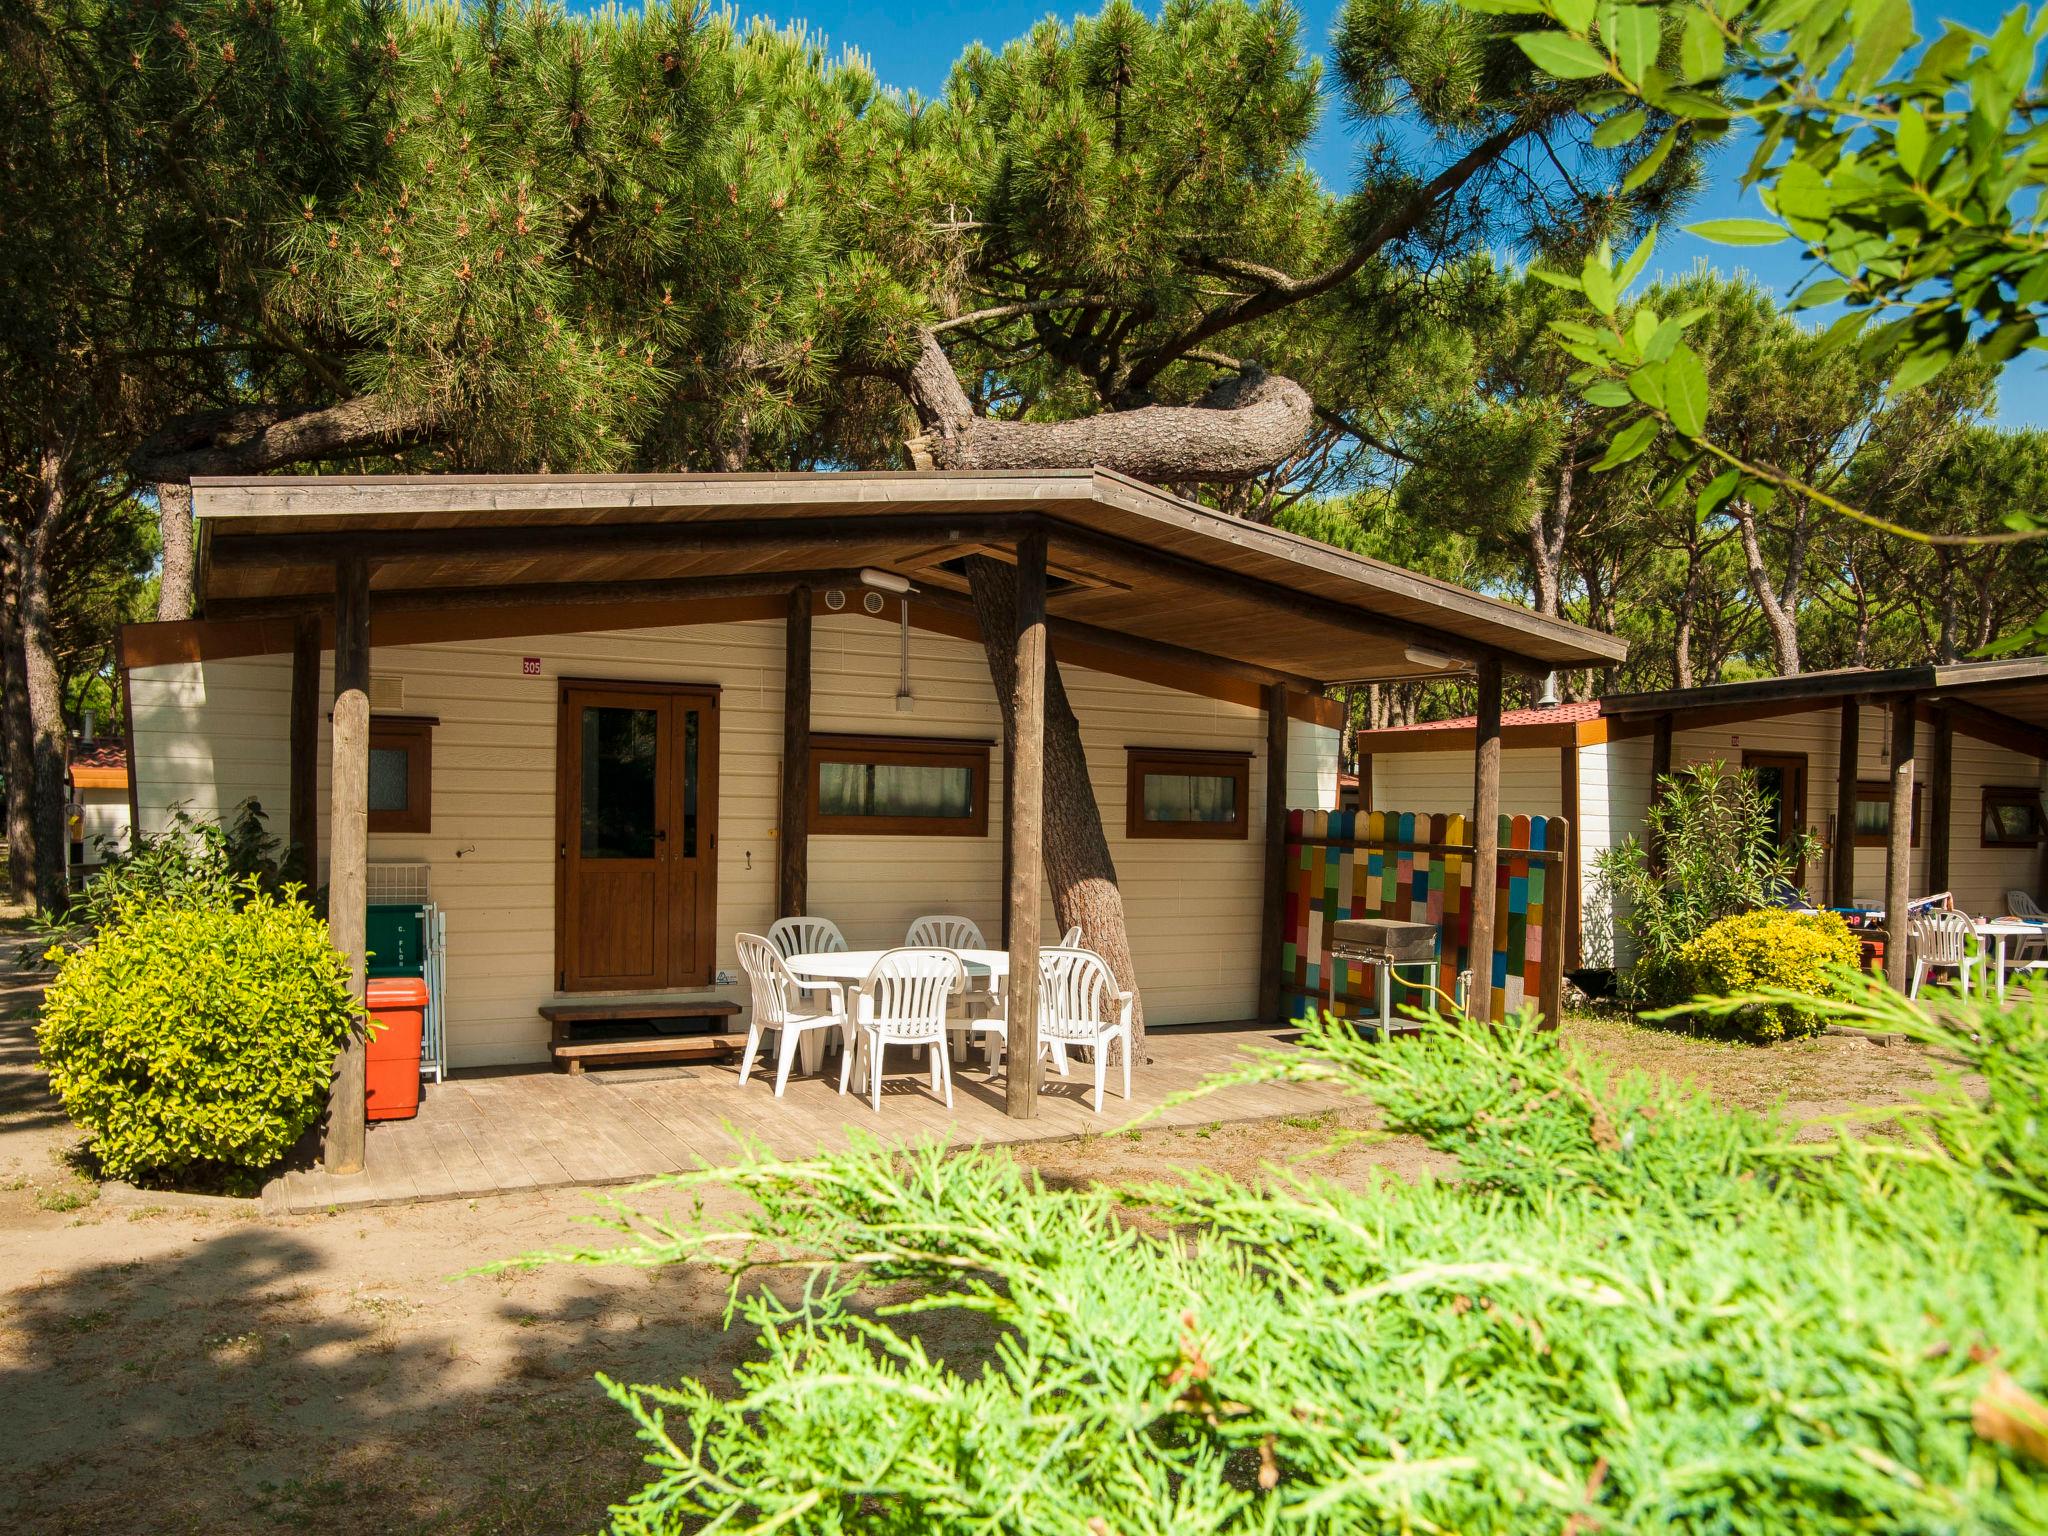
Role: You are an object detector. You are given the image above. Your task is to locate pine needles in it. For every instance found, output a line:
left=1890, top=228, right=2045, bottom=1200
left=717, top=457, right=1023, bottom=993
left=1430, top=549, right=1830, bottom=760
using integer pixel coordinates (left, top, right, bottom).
left=522, top=983, right=2048, bottom=1534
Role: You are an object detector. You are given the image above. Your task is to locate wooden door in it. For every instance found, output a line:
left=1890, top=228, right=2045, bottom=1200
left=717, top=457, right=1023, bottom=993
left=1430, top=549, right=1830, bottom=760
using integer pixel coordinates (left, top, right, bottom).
left=557, top=683, right=719, bottom=992
left=1742, top=750, right=1809, bottom=880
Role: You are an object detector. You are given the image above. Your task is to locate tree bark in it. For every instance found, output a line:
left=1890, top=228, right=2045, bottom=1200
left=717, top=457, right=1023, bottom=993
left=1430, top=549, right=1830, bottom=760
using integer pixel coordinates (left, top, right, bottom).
left=1734, top=501, right=1804, bottom=675
left=1530, top=455, right=1571, bottom=619
left=22, top=448, right=71, bottom=910
left=963, top=554, right=1143, bottom=1040
left=0, top=567, right=36, bottom=908
left=135, top=395, right=435, bottom=621
left=1673, top=543, right=1699, bottom=690
left=901, top=330, right=1312, bottom=484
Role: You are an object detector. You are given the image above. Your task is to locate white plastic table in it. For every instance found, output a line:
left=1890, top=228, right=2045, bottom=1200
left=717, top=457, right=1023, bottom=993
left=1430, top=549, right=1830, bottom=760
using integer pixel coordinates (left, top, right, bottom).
left=782, top=949, right=1011, bottom=1072
left=1975, top=918, right=2047, bottom=1001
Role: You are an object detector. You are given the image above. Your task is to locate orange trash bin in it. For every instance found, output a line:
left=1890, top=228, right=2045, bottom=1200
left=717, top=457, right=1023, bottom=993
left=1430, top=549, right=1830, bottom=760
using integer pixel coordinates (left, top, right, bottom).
left=365, top=976, right=429, bottom=1121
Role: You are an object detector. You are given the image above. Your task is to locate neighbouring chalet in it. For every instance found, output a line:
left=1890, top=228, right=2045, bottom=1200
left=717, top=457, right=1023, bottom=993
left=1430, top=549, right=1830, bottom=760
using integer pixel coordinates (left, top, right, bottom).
left=117, top=469, right=1624, bottom=1163
left=1361, top=660, right=2048, bottom=985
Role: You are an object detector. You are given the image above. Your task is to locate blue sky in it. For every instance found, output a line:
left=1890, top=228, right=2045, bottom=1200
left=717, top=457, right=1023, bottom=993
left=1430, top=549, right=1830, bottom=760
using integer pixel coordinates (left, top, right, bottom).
left=708, top=0, right=2045, bottom=426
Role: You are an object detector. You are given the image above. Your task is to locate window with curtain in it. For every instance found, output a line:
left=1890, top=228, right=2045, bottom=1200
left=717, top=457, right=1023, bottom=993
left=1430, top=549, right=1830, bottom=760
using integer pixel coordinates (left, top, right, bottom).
left=1126, top=749, right=1251, bottom=840
left=1852, top=782, right=1921, bottom=848
left=809, top=735, right=990, bottom=836
left=1983, top=786, right=2047, bottom=847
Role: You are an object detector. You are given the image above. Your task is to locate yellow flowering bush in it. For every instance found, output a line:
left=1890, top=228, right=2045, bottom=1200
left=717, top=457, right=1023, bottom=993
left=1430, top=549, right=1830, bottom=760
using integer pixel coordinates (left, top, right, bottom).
left=38, top=881, right=363, bottom=1187
left=1673, top=909, right=1862, bottom=1042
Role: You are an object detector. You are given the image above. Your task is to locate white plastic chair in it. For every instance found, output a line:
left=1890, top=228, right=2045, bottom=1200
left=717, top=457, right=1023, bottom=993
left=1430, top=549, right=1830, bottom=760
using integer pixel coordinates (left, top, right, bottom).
left=1036, top=946, right=1134, bottom=1113
left=2010, top=890, right=2046, bottom=920
left=840, top=948, right=965, bottom=1111
left=1908, top=910, right=1981, bottom=998
left=768, top=915, right=848, bottom=959
left=1060, top=923, right=1082, bottom=947
left=735, top=934, right=850, bottom=1098
left=906, top=914, right=986, bottom=950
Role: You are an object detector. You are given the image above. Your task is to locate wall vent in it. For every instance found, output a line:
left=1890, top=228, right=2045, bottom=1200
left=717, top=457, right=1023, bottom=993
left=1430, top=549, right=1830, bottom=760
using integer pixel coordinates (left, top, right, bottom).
left=369, top=674, right=406, bottom=711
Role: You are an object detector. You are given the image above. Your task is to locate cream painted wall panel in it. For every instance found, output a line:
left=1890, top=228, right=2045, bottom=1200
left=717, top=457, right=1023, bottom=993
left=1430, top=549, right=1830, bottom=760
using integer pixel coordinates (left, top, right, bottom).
left=130, top=614, right=1288, bottom=1066
left=1288, top=718, right=1340, bottom=810
left=1368, top=743, right=1563, bottom=820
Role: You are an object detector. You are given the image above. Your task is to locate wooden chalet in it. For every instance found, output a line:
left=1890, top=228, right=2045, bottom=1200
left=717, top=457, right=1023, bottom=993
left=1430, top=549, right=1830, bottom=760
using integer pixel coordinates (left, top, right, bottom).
left=117, top=469, right=1624, bottom=1174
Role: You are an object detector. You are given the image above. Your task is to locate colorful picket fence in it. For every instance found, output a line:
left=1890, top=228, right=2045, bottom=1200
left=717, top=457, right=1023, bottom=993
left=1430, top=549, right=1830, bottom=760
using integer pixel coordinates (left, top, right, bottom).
left=1281, top=808, right=1570, bottom=1027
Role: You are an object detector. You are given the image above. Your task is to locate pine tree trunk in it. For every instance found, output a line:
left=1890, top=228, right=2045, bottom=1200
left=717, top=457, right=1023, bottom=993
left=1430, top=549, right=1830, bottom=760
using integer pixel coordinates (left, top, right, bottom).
left=0, top=562, right=36, bottom=909
left=23, top=450, right=70, bottom=911
left=1673, top=546, right=1699, bottom=690
left=155, top=481, right=195, bottom=622
left=1529, top=457, right=1570, bottom=618
left=1734, top=502, right=1802, bottom=675
left=963, top=554, right=1144, bottom=1042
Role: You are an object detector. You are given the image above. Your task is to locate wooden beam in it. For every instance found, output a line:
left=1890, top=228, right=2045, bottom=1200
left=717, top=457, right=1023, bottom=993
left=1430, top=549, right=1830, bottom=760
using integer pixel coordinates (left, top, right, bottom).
left=289, top=616, right=320, bottom=879
left=777, top=586, right=811, bottom=919
left=1830, top=698, right=1860, bottom=908
left=1049, top=524, right=1508, bottom=671
left=1259, top=684, right=1291, bottom=1024
left=1560, top=741, right=1582, bottom=971
left=323, top=554, right=371, bottom=1176
left=208, top=568, right=867, bottom=624
left=1469, top=657, right=1503, bottom=1020
left=1648, top=713, right=1674, bottom=874
left=907, top=583, right=1325, bottom=694
left=1004, top=531, right=1048, bottom=1120
left=1885, top=695, right=1917, bottom=993
left=1928, top=703, right=1953, bottom=897
left=207, top=512, right=1034, bottom=571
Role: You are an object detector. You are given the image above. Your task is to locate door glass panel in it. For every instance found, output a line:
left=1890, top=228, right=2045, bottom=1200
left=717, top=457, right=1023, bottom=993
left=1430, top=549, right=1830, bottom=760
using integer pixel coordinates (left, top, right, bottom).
left=579, top=706, right=659, bottom=858
left=681, top=708, right=699, bottom=858
left=1751, top=765, right=1790, bottom=851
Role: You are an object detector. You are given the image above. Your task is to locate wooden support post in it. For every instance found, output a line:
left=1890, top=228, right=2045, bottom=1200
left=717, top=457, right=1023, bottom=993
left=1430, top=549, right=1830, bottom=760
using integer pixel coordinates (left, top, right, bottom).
left=1000, top=731, right=1014, bottom=948
left=323, top=555, right=371, bottom=1175
left=1258, top=683, right=1291, bottom=1024
left=1559, top=741, right=1582, bottom=970
left=1004, top=531, right=1047, bottom=1120
left=1928, top=704, right=1953, bottom=897
left=1884, top=694, right=1918, bottom=993
left=1831, top=697, right=1860, bottom=908
left=289, top=616, right=320, bottom=881
left=1647, top=712, right=1674, bottom=874
left=1469, top=658, right=1503, bottom=1020
left=777, top=586, right=811, bottom=919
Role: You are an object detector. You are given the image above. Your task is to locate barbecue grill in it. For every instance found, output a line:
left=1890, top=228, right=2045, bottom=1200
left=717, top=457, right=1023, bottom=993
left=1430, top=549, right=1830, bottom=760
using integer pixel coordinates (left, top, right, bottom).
left=1323, top=918, right=1442, bottom=1036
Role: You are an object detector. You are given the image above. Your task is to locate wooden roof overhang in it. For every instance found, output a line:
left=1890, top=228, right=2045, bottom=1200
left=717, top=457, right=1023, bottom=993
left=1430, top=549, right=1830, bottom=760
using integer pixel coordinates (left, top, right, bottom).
left=1605, top=658, right=2048, bottom=758
left=175, top=469, right=1623, bottom=692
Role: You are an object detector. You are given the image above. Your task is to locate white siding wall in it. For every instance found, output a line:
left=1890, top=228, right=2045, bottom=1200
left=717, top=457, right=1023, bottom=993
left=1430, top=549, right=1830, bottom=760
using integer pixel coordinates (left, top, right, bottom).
left=1368, top=743, right=1564, bottom=821
left=78, top=789, right=130, bottom=855
left=130, top=617, right=1334, bottom=1067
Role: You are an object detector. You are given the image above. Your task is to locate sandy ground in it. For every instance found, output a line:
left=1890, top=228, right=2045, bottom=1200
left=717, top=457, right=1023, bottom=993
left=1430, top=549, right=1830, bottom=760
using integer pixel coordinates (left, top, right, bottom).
left=0, top=947, right=1963, bottom=1535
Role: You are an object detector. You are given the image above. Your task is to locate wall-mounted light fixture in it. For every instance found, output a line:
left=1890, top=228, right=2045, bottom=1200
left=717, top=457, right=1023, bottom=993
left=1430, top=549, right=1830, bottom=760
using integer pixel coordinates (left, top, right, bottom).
left=1403, top=644, right=1459, bottom=671
left=859, top=567, right=914, bottom=595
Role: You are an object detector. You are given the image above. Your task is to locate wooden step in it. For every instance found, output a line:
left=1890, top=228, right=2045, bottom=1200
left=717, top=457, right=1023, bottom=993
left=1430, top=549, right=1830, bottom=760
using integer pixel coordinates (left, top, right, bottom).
left=549, top=1032, right=747, bottom=1076
left=540, top=997, right=740, bottom=1029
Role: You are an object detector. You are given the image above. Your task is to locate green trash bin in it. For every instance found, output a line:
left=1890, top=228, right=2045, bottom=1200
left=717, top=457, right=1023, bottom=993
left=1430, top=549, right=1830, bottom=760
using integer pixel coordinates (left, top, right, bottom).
left=366, top=902, right=428, bottom=979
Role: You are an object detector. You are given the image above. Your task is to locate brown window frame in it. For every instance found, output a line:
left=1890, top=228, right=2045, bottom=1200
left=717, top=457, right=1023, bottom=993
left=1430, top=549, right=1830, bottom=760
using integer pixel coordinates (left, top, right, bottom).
left=807, top=734, right=991, bottom=838
left=1852, top=781, right=1922, bottom=848
left=1125, top=748, right=1253, bottom=841
left=368, top=716, right=435, bottom=835
left=1982, top=785, right=2047, bottom=848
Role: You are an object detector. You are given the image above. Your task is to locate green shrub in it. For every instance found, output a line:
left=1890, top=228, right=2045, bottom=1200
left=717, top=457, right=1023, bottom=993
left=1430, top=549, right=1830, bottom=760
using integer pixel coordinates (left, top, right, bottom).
left=1669, top=908, right=1863, bottom=1041
left=37, top=881, right=363, bottom=1186
left=1593, top=761, right=1816, bottom=1007
left=515, top=984, right=2048, bottom=1534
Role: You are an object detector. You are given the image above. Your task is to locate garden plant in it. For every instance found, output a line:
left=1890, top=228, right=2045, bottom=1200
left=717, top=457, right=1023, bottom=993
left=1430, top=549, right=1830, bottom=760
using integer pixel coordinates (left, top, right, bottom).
left=36, top=816, right=360, bottom=1189
left=1594, top=758, right=1814, bottom=1006
left=518, top=972, right=2048, bottom=1534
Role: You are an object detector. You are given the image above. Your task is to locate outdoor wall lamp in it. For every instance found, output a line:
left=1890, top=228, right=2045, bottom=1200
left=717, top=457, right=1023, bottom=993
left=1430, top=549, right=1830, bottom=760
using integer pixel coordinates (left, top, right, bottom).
left=1403, top=644, right=1459, bottom=671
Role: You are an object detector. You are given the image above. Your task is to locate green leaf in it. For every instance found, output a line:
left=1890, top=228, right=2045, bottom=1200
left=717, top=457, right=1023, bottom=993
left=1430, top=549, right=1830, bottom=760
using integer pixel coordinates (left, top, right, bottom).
left=1696, top=467, right=1743, bottom=517
left=1685, top=217, right=1787, bottom=245
left=1841, top=0, right=1917, bottom=95
left=1594, top=414, right=1661, bottom=469
left=1626, top=360, right=1667, bottom=408
left=1609, top=4, right=1661, bottom=78
left=1581, top=245, right=1619, bottom=315
left=1617, top=226, right=1657, bottom=288
left=1893, top=102, right=1928, bottom=181
left=1515, top=30, right=1612, bottom=78
left=1622, top=126, right=1676, bottom=192
left=1552, top=0, right=1597, bottom=30
left=1592, top=108, right=1647, bottom=148
left=1583, top=379, right=1633, bottom=406
left=1788, top=277, right=1851, bottom=310
left=1770, top=159, right=1834, bottom=221
left=1889, top=346, right=1952, bottom=394
left=1530, top=266, right=1586, bottom=291
left=1665, top=343, right=1709, bottom=437
left=1680, top=7, right=1724, bottom=81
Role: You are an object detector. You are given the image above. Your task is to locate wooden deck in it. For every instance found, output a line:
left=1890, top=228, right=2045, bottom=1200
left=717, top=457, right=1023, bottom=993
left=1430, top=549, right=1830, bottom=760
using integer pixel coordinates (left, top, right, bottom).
left=264, top=1024, right=1339, bottom=1213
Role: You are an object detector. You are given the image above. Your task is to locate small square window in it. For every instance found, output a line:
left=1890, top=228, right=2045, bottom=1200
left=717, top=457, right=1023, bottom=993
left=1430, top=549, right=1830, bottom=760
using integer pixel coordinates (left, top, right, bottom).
left=1126, top=749, right=1251, bottom=840
left=368, top=718, right=433, bottom=834
left=1852, top=782, right=1921, bottom=848
left=1982, top=787, right=2046, bottom=848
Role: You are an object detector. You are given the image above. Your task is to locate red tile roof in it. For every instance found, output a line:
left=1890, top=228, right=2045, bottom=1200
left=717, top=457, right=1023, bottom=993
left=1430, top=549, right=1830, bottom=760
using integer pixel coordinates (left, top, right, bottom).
left=1375, top=700, right=1604, bottom=732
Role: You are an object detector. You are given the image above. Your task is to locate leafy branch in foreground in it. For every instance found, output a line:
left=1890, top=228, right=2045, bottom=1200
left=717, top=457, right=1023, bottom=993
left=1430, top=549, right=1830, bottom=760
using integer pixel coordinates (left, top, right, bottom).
left=1460, top=0, right=2048, bottom=615
left=519, top=995, right=2048, bottom=1534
